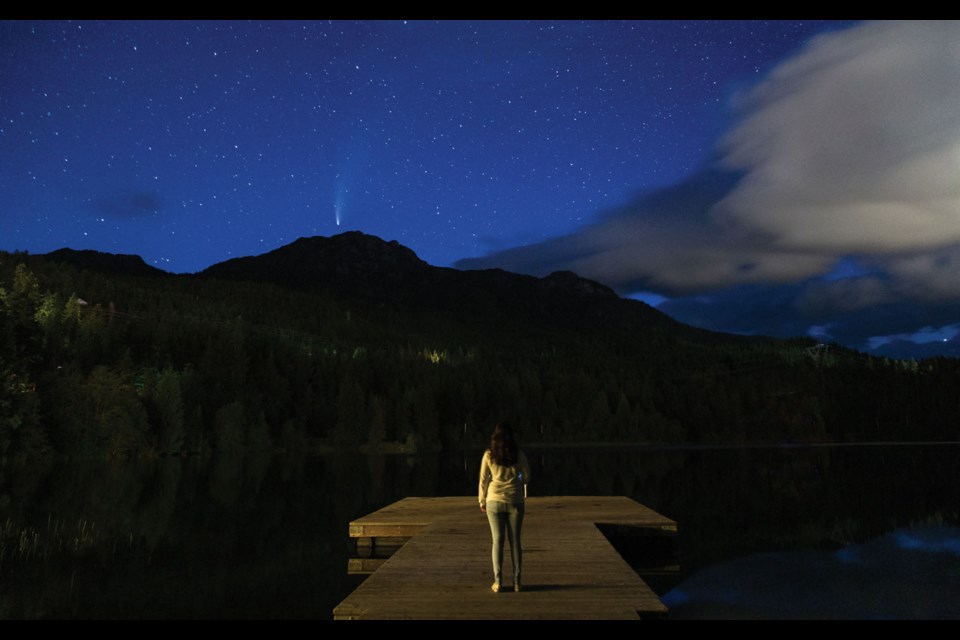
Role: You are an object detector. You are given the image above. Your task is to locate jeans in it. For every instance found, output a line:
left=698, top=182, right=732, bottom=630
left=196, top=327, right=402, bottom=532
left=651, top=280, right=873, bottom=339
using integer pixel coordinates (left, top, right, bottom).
left=486, top=500, right=524, bottom=586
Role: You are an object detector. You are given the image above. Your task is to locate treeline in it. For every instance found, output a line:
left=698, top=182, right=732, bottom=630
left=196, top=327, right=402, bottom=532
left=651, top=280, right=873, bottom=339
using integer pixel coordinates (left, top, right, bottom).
left=2, top=251, right=959, bottom=458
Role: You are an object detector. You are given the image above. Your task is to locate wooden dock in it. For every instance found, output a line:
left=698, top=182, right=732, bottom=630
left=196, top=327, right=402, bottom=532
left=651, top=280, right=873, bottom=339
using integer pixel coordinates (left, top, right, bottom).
left=334, top=496, right=676, bottom=620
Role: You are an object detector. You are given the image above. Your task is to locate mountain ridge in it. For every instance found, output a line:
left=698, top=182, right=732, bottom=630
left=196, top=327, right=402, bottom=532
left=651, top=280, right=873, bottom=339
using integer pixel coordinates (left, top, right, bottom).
left=42, top=230, right=694, bottom=339
left=6, top=231, right=959, bottom=457
left=43, top=247, right=171, bottom=279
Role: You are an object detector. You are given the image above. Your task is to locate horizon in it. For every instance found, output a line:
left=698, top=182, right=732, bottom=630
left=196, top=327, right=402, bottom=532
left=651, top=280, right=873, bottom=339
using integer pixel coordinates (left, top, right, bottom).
left=3, top=20, right=959, bottom=358
left=10, top=229, right=960, bottom=361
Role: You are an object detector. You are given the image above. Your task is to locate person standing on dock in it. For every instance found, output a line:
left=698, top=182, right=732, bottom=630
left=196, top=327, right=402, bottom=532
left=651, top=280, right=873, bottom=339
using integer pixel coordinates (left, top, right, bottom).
left=479, top=421, right=531, bottom=593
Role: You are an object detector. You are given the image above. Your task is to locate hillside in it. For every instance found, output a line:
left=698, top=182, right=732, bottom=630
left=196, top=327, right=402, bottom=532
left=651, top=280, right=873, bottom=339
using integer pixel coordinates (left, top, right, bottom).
left=1, top=233, right=958, bottom=458
left=198, top=231, right=696, bottom=339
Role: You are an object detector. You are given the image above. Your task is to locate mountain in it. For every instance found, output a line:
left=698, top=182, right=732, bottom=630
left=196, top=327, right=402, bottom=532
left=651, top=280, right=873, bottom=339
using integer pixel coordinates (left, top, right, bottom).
left=198, top=231, right=696, bottom=338
left=200, top=232, right=432, bottom=298
left=33, top=231, right=703, bottom=339
left=36, top=231, right=747, bottom=347
left=7, top=232, right=959, bottom=457
left=43, top=248, right=171, bottom=279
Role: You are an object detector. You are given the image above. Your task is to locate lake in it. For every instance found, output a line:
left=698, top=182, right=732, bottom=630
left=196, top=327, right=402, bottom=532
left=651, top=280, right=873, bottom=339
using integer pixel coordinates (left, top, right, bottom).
left=1, top=443, right=958, bottom=619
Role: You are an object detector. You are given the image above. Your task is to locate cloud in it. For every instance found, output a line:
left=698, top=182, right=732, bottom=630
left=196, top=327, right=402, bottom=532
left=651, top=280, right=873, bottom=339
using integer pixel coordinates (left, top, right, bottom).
left=456, top=21, right=960, bottom=354
left=658, top=268, right=960, bottom=354
left=92, top=190, right=162, bottom=218
left=792, top=244, right=960, bottom=319
left=714, top=20, right=960, bottom=254
left=460, top=21, right=960, bottom=293
left=457, top=169, right=837, bottom=296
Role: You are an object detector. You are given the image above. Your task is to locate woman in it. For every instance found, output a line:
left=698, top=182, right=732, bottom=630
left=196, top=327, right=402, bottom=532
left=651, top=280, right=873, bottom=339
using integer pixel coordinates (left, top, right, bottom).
left=478, top=421, right=530, bottom=593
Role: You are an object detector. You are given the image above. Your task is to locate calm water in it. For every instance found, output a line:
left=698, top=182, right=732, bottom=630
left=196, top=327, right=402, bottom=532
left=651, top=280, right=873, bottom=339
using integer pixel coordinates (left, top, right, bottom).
left=1, top=444, right=958, bottom=619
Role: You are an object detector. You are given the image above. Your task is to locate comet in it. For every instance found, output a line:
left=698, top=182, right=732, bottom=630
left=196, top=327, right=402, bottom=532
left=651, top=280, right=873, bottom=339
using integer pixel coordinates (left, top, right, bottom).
left=334, top=188, right=346, bottom=227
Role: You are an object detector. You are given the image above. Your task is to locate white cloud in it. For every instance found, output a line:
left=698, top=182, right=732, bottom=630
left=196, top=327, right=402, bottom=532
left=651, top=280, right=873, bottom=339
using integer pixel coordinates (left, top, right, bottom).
left=714, top=20, right=960, bottom=253
left=459, top=19, right=960, bottom=324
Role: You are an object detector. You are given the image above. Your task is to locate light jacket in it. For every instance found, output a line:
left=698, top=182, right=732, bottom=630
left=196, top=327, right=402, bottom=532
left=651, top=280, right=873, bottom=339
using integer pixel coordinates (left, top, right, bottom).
left=479, top=449, right=530, bottom=507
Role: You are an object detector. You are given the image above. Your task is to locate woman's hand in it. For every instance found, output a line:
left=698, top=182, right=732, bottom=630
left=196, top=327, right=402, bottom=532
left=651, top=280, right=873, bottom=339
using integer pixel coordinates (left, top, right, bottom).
left=479, top=504, right=486, bottom=513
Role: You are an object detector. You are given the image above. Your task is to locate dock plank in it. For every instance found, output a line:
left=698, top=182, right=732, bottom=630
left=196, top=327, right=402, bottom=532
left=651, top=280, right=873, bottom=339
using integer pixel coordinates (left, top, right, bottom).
left=334, top=496, right=675, bottom=620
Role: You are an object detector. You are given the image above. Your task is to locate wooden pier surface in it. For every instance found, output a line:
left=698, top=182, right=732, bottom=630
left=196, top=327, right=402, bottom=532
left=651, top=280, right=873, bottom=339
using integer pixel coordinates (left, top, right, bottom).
left=334, top=496, right=676, bottom=620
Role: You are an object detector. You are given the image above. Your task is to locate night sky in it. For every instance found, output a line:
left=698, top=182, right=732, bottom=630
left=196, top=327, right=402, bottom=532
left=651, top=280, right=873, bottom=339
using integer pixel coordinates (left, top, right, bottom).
left=3, top=20, right=959, bottom=357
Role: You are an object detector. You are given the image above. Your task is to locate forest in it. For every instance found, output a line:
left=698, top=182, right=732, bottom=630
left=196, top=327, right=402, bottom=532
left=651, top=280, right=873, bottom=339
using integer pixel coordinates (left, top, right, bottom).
left=2, top=238, right=959, bottom=459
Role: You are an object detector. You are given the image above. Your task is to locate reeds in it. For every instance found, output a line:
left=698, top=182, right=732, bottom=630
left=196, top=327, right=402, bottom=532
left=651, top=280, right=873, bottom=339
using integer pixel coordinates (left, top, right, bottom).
left=0, top=515, right=99, bottom=567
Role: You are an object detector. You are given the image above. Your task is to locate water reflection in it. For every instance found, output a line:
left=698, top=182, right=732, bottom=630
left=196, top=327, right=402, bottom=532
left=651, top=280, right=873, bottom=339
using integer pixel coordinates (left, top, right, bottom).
left=663, top=525, right=960, bottom=619
left=0, top=444, right=957, bottom=618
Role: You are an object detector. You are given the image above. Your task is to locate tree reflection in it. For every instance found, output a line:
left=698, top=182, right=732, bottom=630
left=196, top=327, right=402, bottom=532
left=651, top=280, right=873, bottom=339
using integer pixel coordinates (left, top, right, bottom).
left=0, top=444, right=958, bottom=618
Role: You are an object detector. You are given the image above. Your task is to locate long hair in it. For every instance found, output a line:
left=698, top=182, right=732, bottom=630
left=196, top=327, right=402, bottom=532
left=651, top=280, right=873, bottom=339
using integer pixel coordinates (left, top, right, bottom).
left=489, top=421, right=518, bottom=466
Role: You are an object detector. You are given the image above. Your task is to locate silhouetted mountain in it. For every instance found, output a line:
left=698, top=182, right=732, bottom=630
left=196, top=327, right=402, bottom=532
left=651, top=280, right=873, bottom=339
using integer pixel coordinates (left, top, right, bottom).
left=43, top=248, right=170, bottom=279
left=201, top=232, right=431, bottom=298
left=199, top=231, right=697, bottom=339
left=32, top=232, right=697, bottom=340
left=6, top=234, right=960, bottom=457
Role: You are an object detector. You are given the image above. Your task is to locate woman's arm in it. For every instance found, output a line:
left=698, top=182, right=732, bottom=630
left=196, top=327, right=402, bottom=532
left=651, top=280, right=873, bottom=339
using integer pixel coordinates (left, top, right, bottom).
left=518, top=450, right=531, bottom=487
left=478, top=450, right=491, bottom=510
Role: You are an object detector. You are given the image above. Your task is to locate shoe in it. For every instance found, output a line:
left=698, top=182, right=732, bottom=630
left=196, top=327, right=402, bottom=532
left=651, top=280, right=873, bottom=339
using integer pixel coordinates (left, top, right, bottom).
left=514, top=583, right=522, bottom=592
left=491, top=583, right=501, bottom=593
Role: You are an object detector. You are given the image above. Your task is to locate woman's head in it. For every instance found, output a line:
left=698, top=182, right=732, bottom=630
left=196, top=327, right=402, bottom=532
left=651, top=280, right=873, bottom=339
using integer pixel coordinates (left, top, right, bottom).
left=489, top=421, right=518, bottom=466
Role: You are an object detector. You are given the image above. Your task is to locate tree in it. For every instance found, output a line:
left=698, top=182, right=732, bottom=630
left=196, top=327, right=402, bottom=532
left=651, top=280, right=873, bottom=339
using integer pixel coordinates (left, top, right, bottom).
left=334, top=370, right=365, bottom=445
left=613, top=392, right=636, bottom=440
left=367, top=394, right=387, bottom=447
left=86, top=365, right=151, bottom=456
left=153, top=367, right=185, bottom=454
left=214, top=401, right=246, bottom=453
left=585, top=389, right=611, bottom=440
